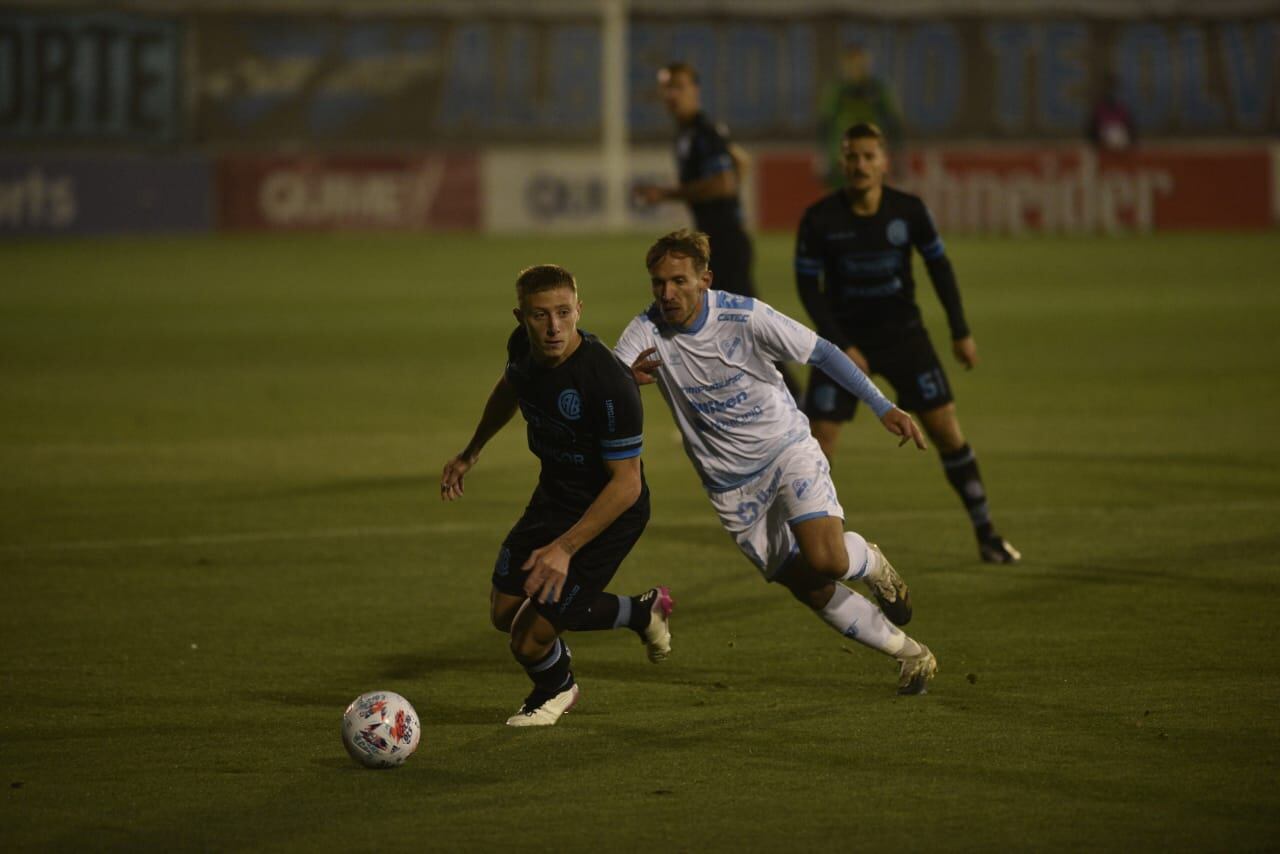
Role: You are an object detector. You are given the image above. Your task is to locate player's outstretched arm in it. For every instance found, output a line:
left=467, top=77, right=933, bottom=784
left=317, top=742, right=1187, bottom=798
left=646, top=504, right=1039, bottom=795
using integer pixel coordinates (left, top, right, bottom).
left=440, top=375, right=519, bottom=501
left=522, top=456, right=643, bottom=604
left=881, top=407, right=927, bottom=450
left=952, top=335, right=979, bottom=370
left=634, top=170, right=737, bottom=206
left=807, top=337, right=927, bottom=451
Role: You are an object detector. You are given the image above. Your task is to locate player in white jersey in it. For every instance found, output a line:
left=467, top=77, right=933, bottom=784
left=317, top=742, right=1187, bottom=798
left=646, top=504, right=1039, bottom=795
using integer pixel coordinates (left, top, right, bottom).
left=615, top=229, right=938, bottom=694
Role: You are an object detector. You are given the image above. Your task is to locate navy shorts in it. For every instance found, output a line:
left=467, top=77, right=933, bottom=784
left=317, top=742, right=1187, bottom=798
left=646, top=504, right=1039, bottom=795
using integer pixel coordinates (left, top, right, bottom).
left=804, top=327, right=954, bottom=422
left=491, top=487, right=649, bottom=629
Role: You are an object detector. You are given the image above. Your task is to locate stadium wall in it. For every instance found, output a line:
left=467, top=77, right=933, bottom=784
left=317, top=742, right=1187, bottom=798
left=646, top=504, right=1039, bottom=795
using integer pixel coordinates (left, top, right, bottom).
left=2, top=5, right=1278, bottom=237
left=181, top=11, right=1280, bottom=144
left=2, top=144, right=1275, bottom=237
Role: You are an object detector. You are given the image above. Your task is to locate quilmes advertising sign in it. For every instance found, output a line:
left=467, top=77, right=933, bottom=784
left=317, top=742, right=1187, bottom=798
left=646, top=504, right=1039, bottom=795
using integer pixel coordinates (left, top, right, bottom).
left=217, top=154, right=480, bottom=231
left=0, top=12, right=181, bottom=143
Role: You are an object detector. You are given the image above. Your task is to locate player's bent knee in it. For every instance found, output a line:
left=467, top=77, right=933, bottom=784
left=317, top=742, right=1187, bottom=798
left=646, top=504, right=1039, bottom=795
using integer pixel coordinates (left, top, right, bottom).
left=489, top=589, right=523, bottom=633
left=782, top=577, right=836, bottom=610
left=508, top=630, right=545, bottom=663
left=508, top=608, right=560, bottom=663
left=777, top=564, right=838, bottom=610
left=798, top=541, right=849, bottom=580
left=809, top=555, right=848, bottom=580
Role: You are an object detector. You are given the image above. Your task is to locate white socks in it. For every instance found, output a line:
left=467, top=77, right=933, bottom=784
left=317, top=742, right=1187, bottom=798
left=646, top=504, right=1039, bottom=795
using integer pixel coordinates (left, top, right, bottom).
left=839, top=531, right=875, bottom=581
left=816, top=584, right=921, bottom=658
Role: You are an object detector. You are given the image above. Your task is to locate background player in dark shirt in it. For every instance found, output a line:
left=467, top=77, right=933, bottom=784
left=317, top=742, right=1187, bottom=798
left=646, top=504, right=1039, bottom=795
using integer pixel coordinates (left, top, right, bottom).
left=795, top=123, right=1020, bottom=564
left=635, top=60, right=801, bottom=400
left=440, top=265, right=673, bottom=727
left=635, top=61, right=753, bottom=298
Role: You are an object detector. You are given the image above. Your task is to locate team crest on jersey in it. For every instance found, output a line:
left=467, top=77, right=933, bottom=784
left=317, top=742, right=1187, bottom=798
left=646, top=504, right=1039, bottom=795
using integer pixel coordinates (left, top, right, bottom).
left=720, top=335, right=744, bottom=361
left=886, top=218, right=909, bottom=246
left=792, top=478, right=812, bottom=499
left=558, top=389, right=582, bottom=420
left=716, top=292, right=754, bottom=310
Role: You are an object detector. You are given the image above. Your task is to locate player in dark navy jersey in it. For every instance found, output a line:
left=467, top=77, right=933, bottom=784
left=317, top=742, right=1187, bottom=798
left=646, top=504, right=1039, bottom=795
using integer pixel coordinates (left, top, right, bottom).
left=636, top=60, right=802, bottom=400
left=634, top=61, right=754, bottom=298
left=440, top=265, right=673, bottom=726
left=795, top=123, right=1020, bottom=564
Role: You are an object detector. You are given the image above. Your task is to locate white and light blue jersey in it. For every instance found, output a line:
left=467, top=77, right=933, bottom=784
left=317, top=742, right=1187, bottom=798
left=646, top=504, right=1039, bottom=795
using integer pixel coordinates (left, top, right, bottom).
left=615, top=290, right=818, bottom=491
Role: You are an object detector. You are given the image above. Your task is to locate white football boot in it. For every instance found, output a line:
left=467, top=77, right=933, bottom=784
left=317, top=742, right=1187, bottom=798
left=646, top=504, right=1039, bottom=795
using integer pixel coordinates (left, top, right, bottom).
left=638, top=586, right=674, bottom=663
left=980, top=536, right=1022, bottom=564
left=505, top=683, right=580, bottom=727
left=862, top=543, right=913, bottom=626
left=896, top=644, right=937, bottom=696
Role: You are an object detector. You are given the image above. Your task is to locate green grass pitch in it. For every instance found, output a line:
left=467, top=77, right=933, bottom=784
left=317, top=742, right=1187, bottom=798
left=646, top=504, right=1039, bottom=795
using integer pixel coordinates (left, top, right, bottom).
left=2, top=231, right=1278, bottom=850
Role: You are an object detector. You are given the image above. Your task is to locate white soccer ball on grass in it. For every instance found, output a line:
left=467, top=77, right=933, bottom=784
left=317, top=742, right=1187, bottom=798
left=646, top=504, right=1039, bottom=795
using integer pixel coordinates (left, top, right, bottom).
left=341, top=691, right=420, bottom=769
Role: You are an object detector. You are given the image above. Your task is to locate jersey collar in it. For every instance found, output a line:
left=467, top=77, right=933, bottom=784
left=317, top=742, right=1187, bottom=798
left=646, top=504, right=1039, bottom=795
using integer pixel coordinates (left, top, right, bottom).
left=674, top=293, right=710, bottom=334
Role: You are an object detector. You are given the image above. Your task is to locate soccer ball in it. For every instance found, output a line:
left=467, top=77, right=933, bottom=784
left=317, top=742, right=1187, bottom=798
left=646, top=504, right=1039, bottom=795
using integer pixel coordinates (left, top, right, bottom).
left=341, top=691, right=420, bottom=769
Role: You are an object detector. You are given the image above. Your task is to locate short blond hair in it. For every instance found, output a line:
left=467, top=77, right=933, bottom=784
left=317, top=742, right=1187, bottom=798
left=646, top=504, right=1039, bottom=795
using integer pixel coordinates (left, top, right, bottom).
left=515, top=265, right=577, bottom=301
left=645, top=229, right=711, bottom=274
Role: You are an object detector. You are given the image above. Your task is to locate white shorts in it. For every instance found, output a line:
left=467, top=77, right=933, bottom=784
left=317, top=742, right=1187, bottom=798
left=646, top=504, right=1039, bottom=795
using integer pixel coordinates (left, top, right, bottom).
left=706, top=435, right=845, bottom=580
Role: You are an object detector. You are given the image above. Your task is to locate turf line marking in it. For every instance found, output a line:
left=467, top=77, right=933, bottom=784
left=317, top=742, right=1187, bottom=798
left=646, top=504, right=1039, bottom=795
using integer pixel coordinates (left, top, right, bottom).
left=3, top=498, right=1276, bottom=555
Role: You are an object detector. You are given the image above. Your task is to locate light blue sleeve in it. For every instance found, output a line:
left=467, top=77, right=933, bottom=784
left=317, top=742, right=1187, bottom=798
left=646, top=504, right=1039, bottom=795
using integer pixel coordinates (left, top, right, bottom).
left=807, top=338, right=895, bottom=418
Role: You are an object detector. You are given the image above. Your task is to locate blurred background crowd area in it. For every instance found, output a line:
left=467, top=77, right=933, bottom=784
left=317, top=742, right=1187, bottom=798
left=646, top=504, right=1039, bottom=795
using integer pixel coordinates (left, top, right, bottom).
left=1, top=0, right=1277, bottom=237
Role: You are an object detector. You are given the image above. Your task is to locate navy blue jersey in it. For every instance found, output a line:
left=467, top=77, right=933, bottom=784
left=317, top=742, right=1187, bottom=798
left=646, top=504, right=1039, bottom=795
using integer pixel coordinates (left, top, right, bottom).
left=675, top=111, right=743, bottom=234
left=795, top=186, right=968, bottom=349
left=504, top=327, right=646, bottom=512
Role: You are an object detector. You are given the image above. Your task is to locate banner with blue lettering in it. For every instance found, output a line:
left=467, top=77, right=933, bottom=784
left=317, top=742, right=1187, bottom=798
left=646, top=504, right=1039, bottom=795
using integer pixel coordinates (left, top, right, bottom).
left=190, top=14, right=1279, bottom=144
left=0, top=12, right=181, bottom=144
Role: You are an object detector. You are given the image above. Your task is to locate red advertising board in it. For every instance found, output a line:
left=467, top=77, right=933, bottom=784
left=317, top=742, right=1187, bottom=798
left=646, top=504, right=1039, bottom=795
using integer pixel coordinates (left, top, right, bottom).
left=757, top=146, right=1274, bottom=234
left=217, top=154, right=480, bottom=231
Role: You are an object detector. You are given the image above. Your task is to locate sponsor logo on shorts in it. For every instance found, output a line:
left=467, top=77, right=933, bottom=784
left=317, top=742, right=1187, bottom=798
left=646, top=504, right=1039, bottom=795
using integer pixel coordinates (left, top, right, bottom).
left=754, top=467, right=784, bottom=505
left=735, top=501, right=760, bottom=525
left=495, top=547, right=511, bottom=577
left=557, top=583, right=582, bottom=614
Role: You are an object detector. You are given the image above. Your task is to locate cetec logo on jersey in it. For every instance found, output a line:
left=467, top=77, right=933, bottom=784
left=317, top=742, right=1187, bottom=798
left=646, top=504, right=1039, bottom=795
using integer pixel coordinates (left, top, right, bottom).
left=558, top=389, right=582, bottom=420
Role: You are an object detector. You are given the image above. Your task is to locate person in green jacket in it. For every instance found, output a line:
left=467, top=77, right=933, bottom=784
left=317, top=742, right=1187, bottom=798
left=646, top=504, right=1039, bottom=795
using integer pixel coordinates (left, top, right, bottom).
left=817, top=44, right=903, bottom=188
